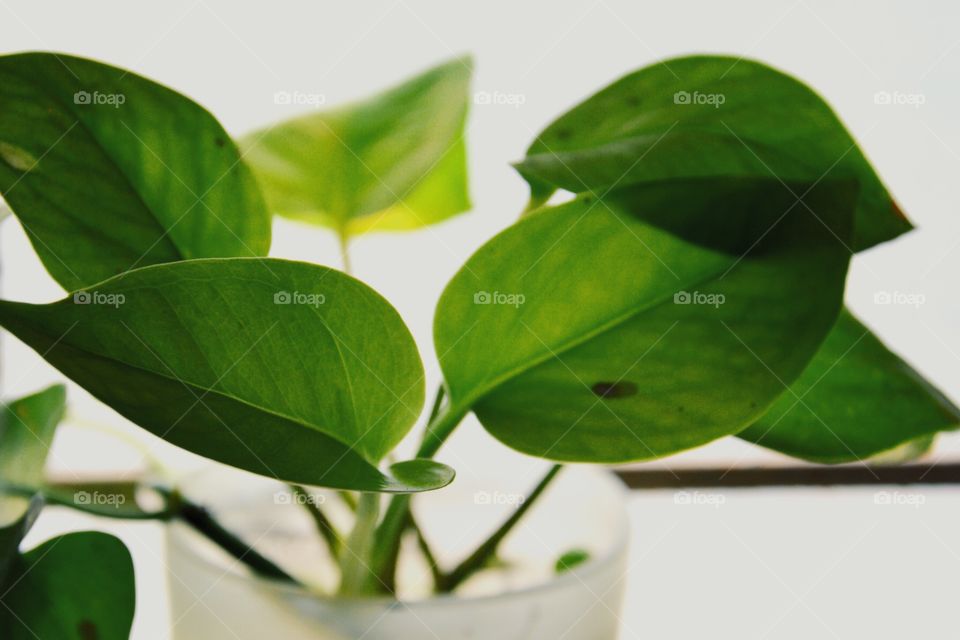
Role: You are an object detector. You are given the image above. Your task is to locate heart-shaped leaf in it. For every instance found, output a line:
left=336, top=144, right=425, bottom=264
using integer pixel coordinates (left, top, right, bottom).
left=515, top=55, right=910, bottom=252
left=241, top=56, right=472, bottom=238
left=434, top=178, right=855, bottom=461
left=0, top=52, right=271, bottom=291
left=0, top=531, right=135, bottom=640
left=0, top=258, right=453, bottom=492
left=739, top=309, right=960, bottom=462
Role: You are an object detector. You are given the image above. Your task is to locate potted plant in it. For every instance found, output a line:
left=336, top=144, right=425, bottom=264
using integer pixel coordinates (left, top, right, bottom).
left=0, top=50, right=955, bottom=639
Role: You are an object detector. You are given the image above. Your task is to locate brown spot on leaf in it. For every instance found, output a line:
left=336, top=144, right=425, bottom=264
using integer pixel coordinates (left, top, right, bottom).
left=214, top=137, right=225, bottom=148
left=78, top=620, right=98, bottom=640
left=591, top=381, right=638, bottom=399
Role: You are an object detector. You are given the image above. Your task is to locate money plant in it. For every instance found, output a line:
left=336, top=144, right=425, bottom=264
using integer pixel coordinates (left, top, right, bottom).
left=0, top=51, right=955, bottom=639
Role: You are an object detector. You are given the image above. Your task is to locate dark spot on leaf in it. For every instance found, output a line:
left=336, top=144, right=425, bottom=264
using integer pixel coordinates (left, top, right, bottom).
left=591, top=381, right=638, bottom=399
left=677, top=406, right=684, bottom=412
left=626, top=95, right=640, bottom=107
left=214, top=137, right=225, bottom=148
left=554, top=128, right=571, bottom=141
left=78, top=620, right=98, bottom=640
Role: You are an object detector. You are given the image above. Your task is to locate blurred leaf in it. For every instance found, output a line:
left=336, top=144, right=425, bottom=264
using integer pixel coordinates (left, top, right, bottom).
left=0, top=494, right=42, bottom=587
left=241, top=56, right=472, bottom=238
left=0, top=386, right=65, bottom=589
left=739, top=309, right=960, bottom=462
left=0, top=258, right=453, bottom=492
left=434, top=178, right=855, bottom=461
left=0, top=384, right=66, bottom=488
left=0, top=52, right=271, bottom=291
left=0, top=531, right=135, bottom=640
left=515, top=55, right=911, bottom=252
left=555, top=548, right=590, bottom=574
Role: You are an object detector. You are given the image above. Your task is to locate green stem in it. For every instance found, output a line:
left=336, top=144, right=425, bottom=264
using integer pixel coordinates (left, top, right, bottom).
left=338, top=230, right=352, bottom=275
left=412, top=512, right=443, bottom=589
left=372, top=401, right=467, bottom=592
left=291, top=484, right=342, bottom=560
left=437, top=464, right=563, bottom=592
left=338, top=492, right=381, bottom=595
left=176, top=494, right=298, bottom=584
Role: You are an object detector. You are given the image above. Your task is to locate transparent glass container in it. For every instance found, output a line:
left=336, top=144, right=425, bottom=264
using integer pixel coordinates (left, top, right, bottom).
left=165, top=465, right=630, bottom=640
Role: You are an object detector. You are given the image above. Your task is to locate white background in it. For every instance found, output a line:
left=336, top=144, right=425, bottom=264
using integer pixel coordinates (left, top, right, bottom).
left=2, top=1, right=960, bottom=637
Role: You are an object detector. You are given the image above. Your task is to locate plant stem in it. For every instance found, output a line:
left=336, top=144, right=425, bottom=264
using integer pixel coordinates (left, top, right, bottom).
left=338, top=230, right=352, bottom=275
left=411, top=512, right=443, bottom=589
left=372, top=402, right=468, bottom=592
left=176, top=494, right=298, bottom=584
left=291, top=484, right=342, bottom=560
left=437, top=464, right=562, bottom=592
left=338, top=492, right=381, bottom=595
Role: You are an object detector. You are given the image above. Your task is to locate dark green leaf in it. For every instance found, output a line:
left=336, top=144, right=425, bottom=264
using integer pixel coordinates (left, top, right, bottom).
left=241, top=56, right=472, bottom=237
left=0, top=531, right=135, bottom=640
left=434, top=178, right=855, bottom=462
left=515, top=55, right=911, bottom=252
left=0, top=258, right=453, bottom=492
left=0, top=52, right=271, bottom=291
left=739, top=309, right=960, bottom=462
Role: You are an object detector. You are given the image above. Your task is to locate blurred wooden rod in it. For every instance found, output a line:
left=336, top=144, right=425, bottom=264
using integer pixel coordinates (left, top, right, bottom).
left=614, top=462, right=960, bottom=489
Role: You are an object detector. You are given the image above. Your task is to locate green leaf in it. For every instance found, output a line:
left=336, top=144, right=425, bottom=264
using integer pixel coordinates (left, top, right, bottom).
left=738, top=309, right=960, bottom=462
left=0, top=52, right=271, bottom=291
left=434, top=177, right=855, bottom=462
left=555, top=548, right=590, bottom=574
left=241, top=56, right=472, bottom=238
left=515, top=55, right=911, bottom=252
left=0, top=258, right=453, bottom=492
left=0, top=386, right=66, bottom=586
left=0, top=531, right=135, bottom=640
left=0, top=384, right=66, bottom=488
left=0, top=494, right=42, bottom=586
